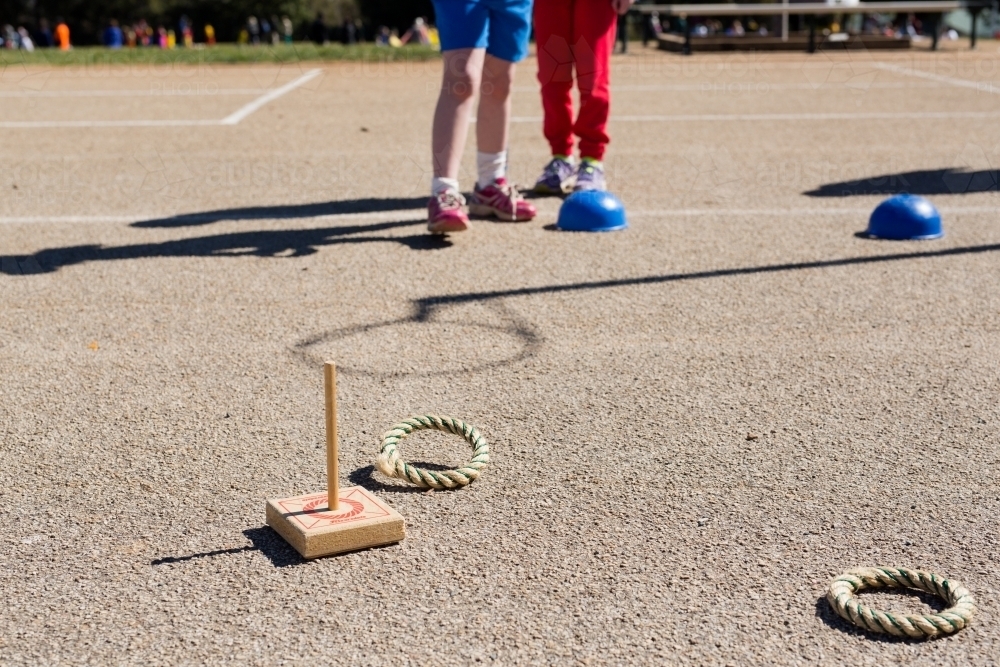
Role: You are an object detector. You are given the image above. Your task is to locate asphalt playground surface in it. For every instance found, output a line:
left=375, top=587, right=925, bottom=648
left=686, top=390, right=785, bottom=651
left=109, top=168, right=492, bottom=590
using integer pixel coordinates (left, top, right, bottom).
left=2, top=42, right=1000, bottom=665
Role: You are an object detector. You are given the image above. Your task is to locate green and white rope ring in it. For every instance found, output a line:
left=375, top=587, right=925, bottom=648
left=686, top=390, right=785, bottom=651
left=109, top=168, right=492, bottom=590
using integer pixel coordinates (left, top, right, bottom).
left=827, top=567, right=976, bottom=639
left=375, top=415, right=489, bottom=490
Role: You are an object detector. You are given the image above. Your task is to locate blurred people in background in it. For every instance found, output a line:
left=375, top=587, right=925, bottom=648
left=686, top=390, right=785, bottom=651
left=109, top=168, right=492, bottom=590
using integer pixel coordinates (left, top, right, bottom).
left=2, top=25, right=15, bottom=49
left=310, top=12, right=327, bottom=44
left=179, top=15, right=193, bottom=47
left=248, top=16, right=260, bottom=45
left=54, top=17, right=70, bottom=50
left=376, top=25, right=390, bottom=46
left=0, top=11, right=307, bottom=49
left=645, top=10, right=663, bottom=43
left=400, top=17, right=430, bottom=45
left=343, top=18, right=357, bottom=44
left=35, top=18, right=53, bottom=47
left=270, top=16, right=281, bottom=44
left=18, top=26, right=34, bottom=50
left=134, top=19, right=150, bottom=46
left=103, top=19, right=123, bottom=48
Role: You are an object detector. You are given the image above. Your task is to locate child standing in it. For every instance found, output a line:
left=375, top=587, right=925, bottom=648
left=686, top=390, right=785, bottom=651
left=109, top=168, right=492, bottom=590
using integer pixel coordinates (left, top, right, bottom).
left=533, top=0, right=634, bottom=194
left=427, top=0, right=537, bottom=233
left=54, top=17, right=70, bottom=50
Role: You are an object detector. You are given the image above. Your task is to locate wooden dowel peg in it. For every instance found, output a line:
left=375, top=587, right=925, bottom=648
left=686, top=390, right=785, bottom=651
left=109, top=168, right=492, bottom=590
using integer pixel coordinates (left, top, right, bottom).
left=325, top=361, right=338, bottom=511
left=265, top=361, right=404, bottom=558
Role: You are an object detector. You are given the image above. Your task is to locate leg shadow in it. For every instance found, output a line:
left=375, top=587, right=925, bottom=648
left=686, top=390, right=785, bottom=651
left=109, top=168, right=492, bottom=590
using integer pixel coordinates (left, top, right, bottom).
left=132, top=196, right=428, bottom=228
left=1, top=219, right=448, bottom=275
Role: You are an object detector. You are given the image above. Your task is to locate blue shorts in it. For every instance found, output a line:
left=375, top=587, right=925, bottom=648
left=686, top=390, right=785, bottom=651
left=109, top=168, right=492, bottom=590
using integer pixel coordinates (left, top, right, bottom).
left=432, top=0, right=533, bottom=63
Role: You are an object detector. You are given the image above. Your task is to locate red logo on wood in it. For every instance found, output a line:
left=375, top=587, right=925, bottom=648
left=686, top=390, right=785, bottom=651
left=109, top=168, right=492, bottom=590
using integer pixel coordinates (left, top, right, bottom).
left=279, top=488, right=391, bottom=530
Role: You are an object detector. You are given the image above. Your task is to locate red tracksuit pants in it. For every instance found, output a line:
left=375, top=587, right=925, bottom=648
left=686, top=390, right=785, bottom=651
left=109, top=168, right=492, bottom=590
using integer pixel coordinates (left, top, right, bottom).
left=534, top=0, right=618, bottom=161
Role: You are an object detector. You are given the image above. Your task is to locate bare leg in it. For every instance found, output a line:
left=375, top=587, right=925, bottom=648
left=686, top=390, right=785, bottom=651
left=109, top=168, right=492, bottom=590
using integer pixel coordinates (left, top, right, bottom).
left=476, top=54, right=516, bottom=154
left=432, top=48, right=485, bottom=180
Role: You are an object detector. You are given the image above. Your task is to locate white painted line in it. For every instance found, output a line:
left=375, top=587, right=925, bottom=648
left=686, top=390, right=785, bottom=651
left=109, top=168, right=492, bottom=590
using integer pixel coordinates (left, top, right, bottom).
left=629, top=206, right=1000, bottom=216
left=0, top=88, right=271, bottom=98
left=0, top=215, right=137, bottom=224
left=220, top=68, right=322, bottom=125
left=0, top=119, right=220, bottom=128
left=505, top=110, right=1000, bottom=123
left=0, top=69, right=322, bottom=129
left=0, top=209, right=424, bottom=225
left=873, top=62, right=1000, bottom=94
left=630, top=208, right=870, bottom=216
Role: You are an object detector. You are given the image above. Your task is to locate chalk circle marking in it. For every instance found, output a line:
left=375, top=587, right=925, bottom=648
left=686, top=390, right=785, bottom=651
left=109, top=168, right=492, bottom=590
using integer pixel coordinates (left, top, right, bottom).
left=827, top=567, right=976, bottom=639
left=376, top=415, right=489, bottom=490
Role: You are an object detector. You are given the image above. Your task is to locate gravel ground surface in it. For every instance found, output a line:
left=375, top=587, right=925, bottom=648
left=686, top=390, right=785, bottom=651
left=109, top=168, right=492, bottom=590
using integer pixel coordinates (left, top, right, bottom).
left=2, top=45, right=1000, bottom=666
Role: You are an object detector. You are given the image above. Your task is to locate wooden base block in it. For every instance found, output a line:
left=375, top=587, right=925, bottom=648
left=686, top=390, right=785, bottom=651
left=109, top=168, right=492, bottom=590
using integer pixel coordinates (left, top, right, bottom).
left=265, top=486, right=405, bottom=559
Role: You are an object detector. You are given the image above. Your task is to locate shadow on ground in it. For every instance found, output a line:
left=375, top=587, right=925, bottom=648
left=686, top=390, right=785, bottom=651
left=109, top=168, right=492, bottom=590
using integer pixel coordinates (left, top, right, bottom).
left=150, top=545, right=257, bottom=566
left=149, top=528, right=404, bottom=567
left=132, top=196, right=428, bottom=228
left=402, top=241, right=1000, bottom=319
left=349, top=463, right=462, bottom=494
left=148, top=525, right=400, bottom=568
left=0, top=218, right=448, bottom=274
left=292, top=242, right=1000, bottom=377
left=294, top=299, right=543, bottom=377
left=149, top=527, right=306, bottom=568
left=805, top=168, right=998, bottom=197
left=149, top=524, right=410, bottom=567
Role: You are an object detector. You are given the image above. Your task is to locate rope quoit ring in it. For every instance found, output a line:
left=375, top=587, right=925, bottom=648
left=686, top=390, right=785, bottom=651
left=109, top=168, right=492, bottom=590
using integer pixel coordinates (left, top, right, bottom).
left=376, top=415, right=489, bottom=490
left=827, top=567, right=976, bottom=639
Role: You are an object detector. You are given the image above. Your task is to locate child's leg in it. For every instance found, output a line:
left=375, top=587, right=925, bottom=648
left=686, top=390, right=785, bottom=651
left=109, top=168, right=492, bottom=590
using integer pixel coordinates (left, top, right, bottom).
left=476, top=54, right=515, bottom=155
left=466, top=0, right=536, bottom=222
left=432, top=47, right=485, bottom=182
left=534, top=0, right=576, bottom=158
left=572, top=0, right=617, bottom=161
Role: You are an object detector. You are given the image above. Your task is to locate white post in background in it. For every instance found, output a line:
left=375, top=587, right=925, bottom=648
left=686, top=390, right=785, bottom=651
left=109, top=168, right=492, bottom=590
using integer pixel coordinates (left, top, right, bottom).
left=782, top=0, right=789, bottom=41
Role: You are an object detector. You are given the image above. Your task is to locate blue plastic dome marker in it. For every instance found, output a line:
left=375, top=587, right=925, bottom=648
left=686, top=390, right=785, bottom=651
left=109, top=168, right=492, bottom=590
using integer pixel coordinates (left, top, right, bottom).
left=556, top=191, right=628, bottom=232
left=865, top=194, right=943, bottom=240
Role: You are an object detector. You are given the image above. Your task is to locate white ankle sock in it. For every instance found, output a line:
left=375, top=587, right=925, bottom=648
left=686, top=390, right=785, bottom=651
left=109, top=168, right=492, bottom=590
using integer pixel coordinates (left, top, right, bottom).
left=476, top=151, right=506, bottom=189
left=431, top=176, right=460, bottom=195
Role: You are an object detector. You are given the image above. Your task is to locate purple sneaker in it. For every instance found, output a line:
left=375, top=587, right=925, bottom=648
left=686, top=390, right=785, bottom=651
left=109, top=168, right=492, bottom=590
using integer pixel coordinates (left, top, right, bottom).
left=533, top=156, right=575, bottom=195
left=574, top=159, right=606, bottom=192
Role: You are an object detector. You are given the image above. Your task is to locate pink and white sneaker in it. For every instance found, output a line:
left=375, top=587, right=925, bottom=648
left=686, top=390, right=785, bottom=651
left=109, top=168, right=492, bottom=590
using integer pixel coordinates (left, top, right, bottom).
left=427, top=189, right=470, bottom=234
left=469, top=177, right=536, bottom=222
